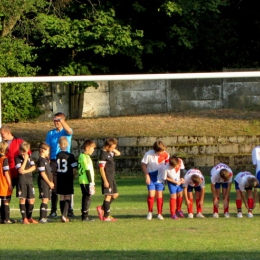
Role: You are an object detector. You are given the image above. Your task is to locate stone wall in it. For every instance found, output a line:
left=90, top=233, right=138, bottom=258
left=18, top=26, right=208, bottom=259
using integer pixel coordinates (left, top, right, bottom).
left=31, top=136, right=259, bottom=176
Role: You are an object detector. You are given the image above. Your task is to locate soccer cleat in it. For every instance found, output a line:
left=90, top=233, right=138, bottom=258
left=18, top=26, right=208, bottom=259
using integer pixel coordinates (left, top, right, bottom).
left=96, top=206, right=104, bottom=220
left=67, top=211, right=75, bottom=218
left=247, top=212, right=253, bottom=218
left=4, top=219, right=15, bottom=224
left=187, top=213, right=194, bottom=219
left=171, top=214, right=179, bottom=220
left=196, top=212, right=205, bottom=218
left=28, top=218, right=38, bottom=224
left=213, top=212, right=219, bottom=218
left=224, top=212, right=230, bottom=218
left=82, top=217, right=95, bottom=222
left=23, top=218, right=30, bottom=224
left=61, top=216, right=70, bottom=222
left=237, top=212, right=243, bottom=218
left=176, top=210, right=185, bottom=218
left=39, top=218, right=48, bottom=223
left=48, top=212, right=58, bottom=218
left=103, top=216, right=117, bottom=222
left=157, top=214, right=164, bottom=220
left=147, top=212, right=152, bottom=220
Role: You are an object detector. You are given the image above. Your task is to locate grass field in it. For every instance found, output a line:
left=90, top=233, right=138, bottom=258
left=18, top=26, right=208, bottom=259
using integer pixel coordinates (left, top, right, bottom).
left=1, top=176, right=260, bottom=260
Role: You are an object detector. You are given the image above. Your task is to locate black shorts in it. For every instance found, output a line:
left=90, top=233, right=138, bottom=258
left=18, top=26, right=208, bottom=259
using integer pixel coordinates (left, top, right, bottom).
left=102, top=179, right=118, bottom=195
left=57, top=179, right=74, bottom=195
left=38, top=184, right=51, bottom=200
left=17, top=184, right=35, bottom=199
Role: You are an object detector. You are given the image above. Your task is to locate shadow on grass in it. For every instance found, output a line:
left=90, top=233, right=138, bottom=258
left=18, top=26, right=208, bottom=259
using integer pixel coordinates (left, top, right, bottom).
left=0, top=249, right=259, bottom=260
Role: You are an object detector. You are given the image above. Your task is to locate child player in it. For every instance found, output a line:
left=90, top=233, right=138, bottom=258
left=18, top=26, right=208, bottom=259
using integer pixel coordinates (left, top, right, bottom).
left=183, top=168, right=205, bottom=219
left=56, top=137, right=78, bottom=222
left=210, top=163, right=233, bottom=218
left=96, top=138, right=121, bottom=222
left=142, top=141, right=169, bottom=220
left=78, top=140, right=96, bottom=222
left=15, top=142, right=37, bottom=224
left=234, top=171, right=258, bottom=218
left=162, top=155, right=185, bottom=220
left=37, top=143, right=54, bottom=223
left=0, top=141, right=13, bottom=224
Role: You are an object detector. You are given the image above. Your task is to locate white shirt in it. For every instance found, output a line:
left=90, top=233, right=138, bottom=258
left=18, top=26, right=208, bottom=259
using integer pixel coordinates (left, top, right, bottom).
left=162, top=158, right=185, bottom=182
left=234, top=171, right=256, bottom=192
left=210, top=163, right=233, bottom=184
left=252, top=146, right=260, bottom=174
left=183, top=169, right=205, bottom=188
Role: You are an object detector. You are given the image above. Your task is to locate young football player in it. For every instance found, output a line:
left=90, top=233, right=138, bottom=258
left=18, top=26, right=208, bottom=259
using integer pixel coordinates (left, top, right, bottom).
left=56, top=137, right=78, bottom=222
left=0, top=141, right=13, bottom=224
left=15, top=142, right=37, bottom=224
left=210, top=163, right=233, bottom=218
left=78, top=140, right=96, bottom=222
left=162, top=155, right=185, bottom=220
left=142, top=141, right=169, bottom=220
left=96, top=138, right=121, bottom=222
left=183, top=168, right=205, bottom=219
left=37, top=143, right=54, bottom=223
left=234, top=171, right=258, bottom=218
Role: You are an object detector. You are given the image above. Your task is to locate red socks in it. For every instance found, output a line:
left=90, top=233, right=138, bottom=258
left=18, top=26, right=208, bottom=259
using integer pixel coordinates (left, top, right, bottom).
left=170, top=198, right=176, bottom=215
left=157, top=197, right=163, bottom=214
left=147, top=196, right=154, bottom=212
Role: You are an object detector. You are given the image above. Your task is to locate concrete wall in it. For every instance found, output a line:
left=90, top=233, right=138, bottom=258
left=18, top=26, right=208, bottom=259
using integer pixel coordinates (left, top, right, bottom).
left=31, top=136, right=259, bottom=176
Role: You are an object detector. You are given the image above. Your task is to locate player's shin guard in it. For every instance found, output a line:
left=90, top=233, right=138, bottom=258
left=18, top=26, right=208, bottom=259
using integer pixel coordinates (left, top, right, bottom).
left=40, top=203, right=48, bottom=219
left=157, top=197, right=163, bottom=215
left=224, top=197, right=229, bottom=214
left=60, top=200, right=65, bottom=215
left=82, top=195, right=92, bottom=218
left=196, top=199, right=202, bottom=213
left=147, top=196, right=154, bottom=212
left=188, top=199, right=193, bottom=214
left=177, top=197, right=183, bottom=212
left=19, top=204, right=27, bottom=219
left=248, top=198, right=254, bottom=212
left=4, top=205, right=9, bottom=221
left=236, top=199, right=242, bottom=212
left=103, top=200, right=110, bottom=218
left=170, top=198, right=176, bottom=215
left=27, top=204, right=34, bottom=219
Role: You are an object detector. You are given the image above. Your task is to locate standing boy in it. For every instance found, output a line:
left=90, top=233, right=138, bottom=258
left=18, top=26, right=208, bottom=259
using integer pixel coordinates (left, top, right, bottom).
left=96, top=138, right=121, bottom=222
left=56, top=137, right=78, bottom=222
left=15, top=142, right=38, bottom=224
left=210, top=163, right=233, bottom=218
left=78, top=140, right=96, bottom=222
left=45, top=112, right=73, bottom=218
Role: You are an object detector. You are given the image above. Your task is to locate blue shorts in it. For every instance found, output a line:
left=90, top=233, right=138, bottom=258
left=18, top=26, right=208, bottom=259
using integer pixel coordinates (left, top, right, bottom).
left=256, top=171, right=260, bottom=188
left=147, top=181, right=165, bottom=191
left=235, top=181, right=252, bottom=191
left=168, top=182, right=183, bottom=194
left=187, top=185, right=201, bottom=192
left=214, top=182, right=228, bottom=189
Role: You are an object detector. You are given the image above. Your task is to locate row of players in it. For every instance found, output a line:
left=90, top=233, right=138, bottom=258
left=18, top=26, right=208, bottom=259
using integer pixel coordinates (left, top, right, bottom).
left=142, top=141, right=260, bottom=220
left=0, top=137, right=260, bottom=223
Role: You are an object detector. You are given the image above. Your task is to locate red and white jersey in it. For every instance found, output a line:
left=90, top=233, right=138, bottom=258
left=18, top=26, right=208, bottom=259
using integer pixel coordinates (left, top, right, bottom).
left=183, top=169, right=205, bottom=188
left=162, top=158, right=185, bottom=181
left=210, top=163, right=233, bottom=184
left=252, top=146, right=260, bottom=174
left=234, top=171, right=256, bottom=192
left=141, top=150, right=169, bottom=182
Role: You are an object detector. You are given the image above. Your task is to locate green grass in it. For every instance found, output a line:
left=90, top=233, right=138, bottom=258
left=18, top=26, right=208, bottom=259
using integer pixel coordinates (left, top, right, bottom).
left=1, top=176, right=260, bottom=260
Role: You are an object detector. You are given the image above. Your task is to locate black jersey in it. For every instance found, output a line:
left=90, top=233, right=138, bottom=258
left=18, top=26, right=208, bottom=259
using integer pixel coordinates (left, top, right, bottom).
left=98, top=149, right=115, bottom=178
left=15, top=155, right=35, bottom=185
left=56, top=151, right=77, bottom=194
left=37, top=156, right=53, bottom=188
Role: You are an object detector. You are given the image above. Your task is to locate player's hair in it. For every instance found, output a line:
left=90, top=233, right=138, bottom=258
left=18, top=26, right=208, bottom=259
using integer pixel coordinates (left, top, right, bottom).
left=169, top=155, right=179, bottom=167
left=219, top=169, right=231, bottom=182
left=38, top=142, right=50, bottom=153
left=0, top=125, right=12, bottom=133
left=248, top=177, right=259, bottom=188
left=191, top=174, right=202, bottom=185
left=54, top=112, right=65, bottom=119
left=59, top=136, right=68, bottom=147
left=104, top=138, right=118, bottom=148
left=82, top=139, right=96, bottom=150
left=153, top=141, right=166, bottom=153
left=0, top=141, right=8, bottom=154
left=19, top=141, right=30, bottom=153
